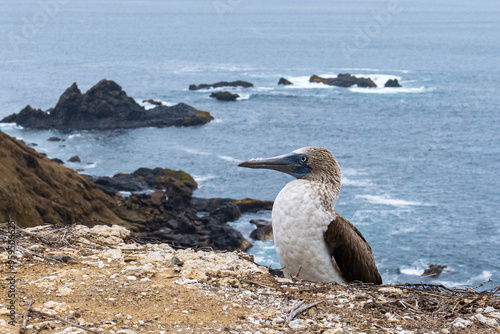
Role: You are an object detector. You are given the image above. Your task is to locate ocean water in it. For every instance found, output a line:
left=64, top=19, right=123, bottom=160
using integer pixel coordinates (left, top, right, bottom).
left=0, top=0, right=499, bottom=288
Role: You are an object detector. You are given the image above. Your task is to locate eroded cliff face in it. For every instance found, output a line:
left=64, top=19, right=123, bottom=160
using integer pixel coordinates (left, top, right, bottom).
left=0, top=130, right=134, bottom=228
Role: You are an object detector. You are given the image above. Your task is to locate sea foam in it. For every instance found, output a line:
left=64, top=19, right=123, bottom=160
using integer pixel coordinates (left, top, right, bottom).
left=342, top=176, right=373, bottom=187
left=337, top=67, right=410, bottom=74
left=136, top=99, right=175, bottom=110
left=356, top=194, right=426, bottom=207
left=217, top=155, right=241, bottom=163
left=0, top=122, right=23, bottom=130
left=349, top=86, right=429, bottom=94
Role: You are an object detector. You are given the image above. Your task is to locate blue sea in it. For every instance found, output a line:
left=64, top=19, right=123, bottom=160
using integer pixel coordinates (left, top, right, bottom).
left=1, top=0, right=499, bottom=288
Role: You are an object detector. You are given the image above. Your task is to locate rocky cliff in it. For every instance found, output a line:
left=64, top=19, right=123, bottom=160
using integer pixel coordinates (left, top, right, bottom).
left=0, top=130, right=257, bottom=251
left=0, top=130, right=135, bottom=228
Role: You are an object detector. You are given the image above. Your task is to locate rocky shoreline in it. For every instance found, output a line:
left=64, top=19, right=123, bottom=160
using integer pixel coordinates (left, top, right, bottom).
left=0, top=129, right=271, bottom=252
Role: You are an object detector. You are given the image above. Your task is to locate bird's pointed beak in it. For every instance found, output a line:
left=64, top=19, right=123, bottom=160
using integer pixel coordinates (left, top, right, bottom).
left=238, top=152, right=312, bottom=178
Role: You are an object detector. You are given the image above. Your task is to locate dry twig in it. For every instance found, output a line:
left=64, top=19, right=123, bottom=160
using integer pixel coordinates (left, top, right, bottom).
left=30, top=308, right=98, bottom=334
left=18, top=300, right=33, bottom=334
left=286, top=300, right=325, bottom=323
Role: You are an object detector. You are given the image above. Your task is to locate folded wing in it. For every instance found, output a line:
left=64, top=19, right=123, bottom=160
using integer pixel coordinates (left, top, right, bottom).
left=324, top=212, right=382, bottom=284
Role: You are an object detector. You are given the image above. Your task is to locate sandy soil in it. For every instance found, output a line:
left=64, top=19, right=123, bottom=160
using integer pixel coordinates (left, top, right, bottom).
left=1, top=224, right=499, bottom=334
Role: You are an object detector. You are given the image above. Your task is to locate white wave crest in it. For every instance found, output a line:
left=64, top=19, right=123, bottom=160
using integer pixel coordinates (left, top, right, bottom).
left=217, top=155, right=241, bottom=163
left=400, top=259, right=428, bottom=276
left=342, top=176, right=373, bottom=187
left=237, top=93, right=251, bottom=100
left=136, top=99, right=175, bottom=110
left=180, top=147, right=211, bottom=156
left=349, top=86, right=429, bottom=94
left=337, top=67, right=410, bottom=74
left=400, top=268, right=425, bottom=276
left=341, top=168, right=368, bottom=176
left=356, top=194, right=426, bottom=207
left=193, top=175, right=217, bottom=182
left=0, top=122, right=24, bottom=130
left=390, top=226, right=418, bottom=235
left=473, top=270, right=492, bottom=282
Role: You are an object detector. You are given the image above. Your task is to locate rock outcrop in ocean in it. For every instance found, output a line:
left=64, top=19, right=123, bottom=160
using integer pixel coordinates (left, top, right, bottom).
left=189, top=80, right=254, bottom=90
left=210, top=91, right=240, bottom=101
left=278, top=77, right=293, bottom=85
left=249, top=219, right=273, bottom=241
left=310, top=73, right=377, bottom=88
left=384, top=78, right=402, bottom=87
left=1, top=79, right=213, bottom=130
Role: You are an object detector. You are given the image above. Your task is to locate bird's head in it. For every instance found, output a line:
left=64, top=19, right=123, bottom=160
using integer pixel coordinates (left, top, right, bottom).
left=238, top=146, right=341, bottom=186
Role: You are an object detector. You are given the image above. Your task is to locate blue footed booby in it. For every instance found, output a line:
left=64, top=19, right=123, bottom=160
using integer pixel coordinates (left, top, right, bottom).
left=238, top=147, right=382, bottom=284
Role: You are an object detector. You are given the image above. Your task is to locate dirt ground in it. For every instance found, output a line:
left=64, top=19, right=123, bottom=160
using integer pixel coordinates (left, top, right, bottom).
left=1, top=224, right=499, bottom=334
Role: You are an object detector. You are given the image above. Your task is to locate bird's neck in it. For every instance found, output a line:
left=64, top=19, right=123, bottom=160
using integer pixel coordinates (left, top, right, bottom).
left=310, top=180, right=341, bottom=213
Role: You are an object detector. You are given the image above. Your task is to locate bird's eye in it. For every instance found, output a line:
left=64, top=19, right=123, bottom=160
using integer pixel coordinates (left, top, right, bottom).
left=300, top=156, right=308, bottom=163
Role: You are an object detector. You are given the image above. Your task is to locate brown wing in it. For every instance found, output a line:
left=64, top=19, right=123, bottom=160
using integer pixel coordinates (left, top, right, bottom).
left=323, top=212, right=382, bottom=284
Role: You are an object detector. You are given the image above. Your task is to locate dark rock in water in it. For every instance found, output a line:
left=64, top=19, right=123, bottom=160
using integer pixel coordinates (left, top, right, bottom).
left=68, top=155, right=81, bottom=163
left=191, top=197, right=273, bottom=214
left=310, top=73, right=377, bottom=88
left=206, top=221, right=252, bottom=251
left=189, top=80, right=254, bottom=90
left=84, top=167, right=198, bottom=196
left=48, top=137, right=63, bottom=142
left=209, top=203, right=242, bottom=224
left=28, top=143, right=38, bottom=147
left=142, top=99, right=163, bottom=106
left=384, top=79, right=402, bottom=87
left=51, top=158, right=64, bottom=165
left=278, top=77, right=293, bottom=85
left=250, top=219, right=273, bottom=241
left=210, top=91, right=240, bottom=101
left=250, top=219, right=271, bottom=228
left=422, top=264, right=447, bottom=278
left=1, top=79, right=213, bottom=130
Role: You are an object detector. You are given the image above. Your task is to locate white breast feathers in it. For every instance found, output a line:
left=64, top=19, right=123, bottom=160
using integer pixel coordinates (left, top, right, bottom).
left=271, top=179, right=345, bottom=283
